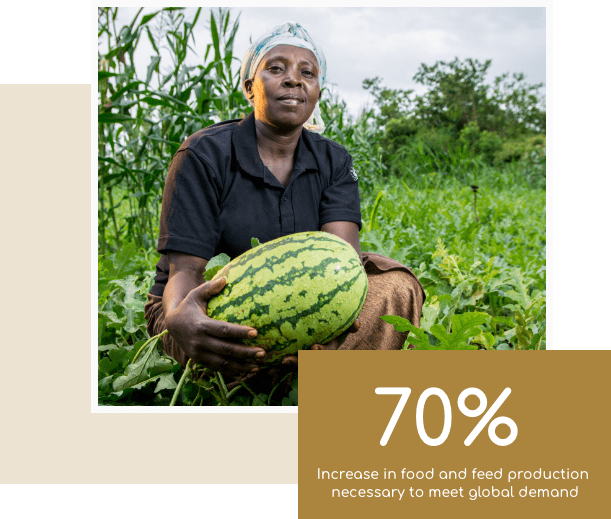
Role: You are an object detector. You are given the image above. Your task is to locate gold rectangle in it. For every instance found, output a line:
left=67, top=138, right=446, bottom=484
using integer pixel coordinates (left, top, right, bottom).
left=299, top=351, right=609, bottom=517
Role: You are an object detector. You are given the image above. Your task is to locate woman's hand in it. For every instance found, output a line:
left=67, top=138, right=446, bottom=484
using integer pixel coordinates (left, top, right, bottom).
left=165, top=277, right=266, bottom=377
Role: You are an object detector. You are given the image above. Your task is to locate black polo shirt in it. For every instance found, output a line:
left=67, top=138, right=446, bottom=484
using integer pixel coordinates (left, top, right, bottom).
left=150, top=112, right=362, bottom=296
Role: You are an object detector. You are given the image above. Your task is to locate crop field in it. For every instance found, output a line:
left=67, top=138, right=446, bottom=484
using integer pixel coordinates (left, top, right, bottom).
left=97, top=8, right=546, bottom=406
left=98, top=176, right=545, bottom=406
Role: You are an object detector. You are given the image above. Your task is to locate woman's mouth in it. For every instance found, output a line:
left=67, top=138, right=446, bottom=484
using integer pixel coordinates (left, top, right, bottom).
left=278, top=95, right=304, bottom=105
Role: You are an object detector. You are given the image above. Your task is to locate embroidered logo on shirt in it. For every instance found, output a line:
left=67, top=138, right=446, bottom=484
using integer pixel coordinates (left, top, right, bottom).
left=350, top=167, right=358, bottom=181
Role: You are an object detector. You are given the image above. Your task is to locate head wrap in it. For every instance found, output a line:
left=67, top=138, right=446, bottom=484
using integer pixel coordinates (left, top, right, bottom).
left=240, top=21, right=326, bottom=133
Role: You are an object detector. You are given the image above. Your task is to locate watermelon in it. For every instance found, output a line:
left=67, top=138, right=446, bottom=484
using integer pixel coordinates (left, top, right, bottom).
left=206, top=231, right=368, bottom=363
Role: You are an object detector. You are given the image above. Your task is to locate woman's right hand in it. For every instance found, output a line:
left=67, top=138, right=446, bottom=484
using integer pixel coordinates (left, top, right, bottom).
left=165, top=277, right=266, bottom=377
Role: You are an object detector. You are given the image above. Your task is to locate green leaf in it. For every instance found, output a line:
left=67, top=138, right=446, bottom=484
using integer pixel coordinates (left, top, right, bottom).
left=204, top=253, right=230, bottom=281
left=472, top=331, right=495, bottom=350
left=505, top=268, right=533, bottom=310
left=98, top=113, right=135, bottom=123
left=100, top=243, right=139, bottom=281
left=112, top=336, right=175, bottom=392
left=98, top=375, right=116, bottom=395
left=513, top=311, right=530, bottom=350
left=380, top=315, right=431, bottom=349
left=109, top=81, right=142, bottom=102
left=145, top=26, right=159, bottom=55
left=367, top=190, right=385, bottom=231
left=420, top=300, right=440, bottom=333
left=98, top=71, right=118, bottom=80
left=253, top=393, right=268, bottom=406
left=140, top=11, right=160, bottom=26
left=428, top=312, right=490, bottom=350
left=98, top=309, right=122, bottom=326
left=145, top=56, right=161, bottom=86
left=230, top=395, right=251, bottom=406
left=288, top=388, right=298, bottom=406
left=110, top=276, right=144, bottom=334
left=98, top=344, right=120, bottom=352
left=154, top=372, right=178, bottom=393
left=99, top=347, right=135, bottom=377
left=142, top=96, right=171, bottom=108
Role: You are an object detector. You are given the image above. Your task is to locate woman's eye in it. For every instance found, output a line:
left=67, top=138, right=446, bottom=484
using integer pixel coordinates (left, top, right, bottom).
left=302, top=70, right=314, bottom=77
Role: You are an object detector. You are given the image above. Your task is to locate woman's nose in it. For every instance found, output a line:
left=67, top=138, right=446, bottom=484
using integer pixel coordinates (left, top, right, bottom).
left=282, top=69, right=302, bottom=87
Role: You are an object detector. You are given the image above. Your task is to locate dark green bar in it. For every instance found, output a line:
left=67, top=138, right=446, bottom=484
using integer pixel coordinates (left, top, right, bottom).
left=0, top=486, right=297, bottom=519
left=0, top=1, right=91, bottom=85
left=553, top=1, right=611, bottom=350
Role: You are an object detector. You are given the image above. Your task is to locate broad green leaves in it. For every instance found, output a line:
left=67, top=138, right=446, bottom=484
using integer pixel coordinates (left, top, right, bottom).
left=112, top=334, right=177, bottom=393
left=380, top=315, right=432, bottom=349
left=98, top=243, right=299, bottom=407
left=429, top=312, right=489, bottom=350
left=382, top=312, right=491, bottom=350
left=364, top=176, right=545, bottom=351
left=98, top=244, right=179, bottom=406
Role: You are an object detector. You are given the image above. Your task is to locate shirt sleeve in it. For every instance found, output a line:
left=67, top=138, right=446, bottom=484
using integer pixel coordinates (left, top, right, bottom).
left=319, top=152, right=362, bottom=230
left=157, top=148, right=222, bottom=260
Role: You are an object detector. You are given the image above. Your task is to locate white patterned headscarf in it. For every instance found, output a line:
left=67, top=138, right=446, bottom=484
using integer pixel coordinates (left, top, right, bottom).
left=240, top=21, right=326, bottom=133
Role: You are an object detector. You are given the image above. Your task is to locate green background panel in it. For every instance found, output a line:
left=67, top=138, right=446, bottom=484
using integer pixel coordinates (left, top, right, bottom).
left=0, top=486, right=297, bottom=519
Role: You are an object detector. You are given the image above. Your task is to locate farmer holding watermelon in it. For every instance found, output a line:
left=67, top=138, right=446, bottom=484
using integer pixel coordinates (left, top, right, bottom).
left=145, top=22, right=425, bottom=390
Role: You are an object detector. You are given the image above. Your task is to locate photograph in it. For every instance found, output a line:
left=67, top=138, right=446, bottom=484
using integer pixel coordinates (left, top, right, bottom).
left=97, top=6, right=546, bottom=407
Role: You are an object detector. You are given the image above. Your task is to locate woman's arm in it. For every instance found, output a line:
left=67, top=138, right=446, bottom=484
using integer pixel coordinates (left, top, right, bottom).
left=321, top=221, right=361, bottom=260
left=162, top=252, right=207, bottom=315
left=162, top=252, right=266, bottom=377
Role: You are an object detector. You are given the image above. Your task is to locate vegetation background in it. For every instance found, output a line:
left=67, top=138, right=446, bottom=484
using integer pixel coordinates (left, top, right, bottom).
left=97, top=7, right=546, bottom=407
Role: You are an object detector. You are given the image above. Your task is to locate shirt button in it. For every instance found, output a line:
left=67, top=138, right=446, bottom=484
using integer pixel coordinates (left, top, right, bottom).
left=282, top=196, right=287, bottom=202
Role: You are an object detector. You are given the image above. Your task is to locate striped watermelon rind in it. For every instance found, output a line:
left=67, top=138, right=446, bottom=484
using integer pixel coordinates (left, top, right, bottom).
left=206, top=232, right=368, bottom=364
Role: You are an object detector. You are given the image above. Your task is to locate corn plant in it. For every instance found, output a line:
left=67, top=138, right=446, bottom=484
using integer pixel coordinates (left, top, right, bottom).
left=98, top=7, right=252, bottom=253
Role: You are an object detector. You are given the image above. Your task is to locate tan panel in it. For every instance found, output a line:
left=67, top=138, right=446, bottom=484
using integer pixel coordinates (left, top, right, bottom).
left=299, top=351, right=609, bottom=517
left=0, top=85, right=298, bottom=484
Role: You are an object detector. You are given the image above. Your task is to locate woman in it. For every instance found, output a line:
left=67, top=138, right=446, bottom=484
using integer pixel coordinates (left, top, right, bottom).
left=144, top=22, right=424, bottom=389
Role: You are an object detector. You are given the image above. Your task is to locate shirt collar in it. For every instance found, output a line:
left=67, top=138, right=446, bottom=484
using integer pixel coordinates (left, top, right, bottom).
left=232, top=112, right=318, bottom=179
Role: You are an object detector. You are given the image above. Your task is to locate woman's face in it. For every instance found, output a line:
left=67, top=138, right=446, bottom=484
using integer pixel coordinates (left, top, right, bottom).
left=245, top=45, right=321, bottom=131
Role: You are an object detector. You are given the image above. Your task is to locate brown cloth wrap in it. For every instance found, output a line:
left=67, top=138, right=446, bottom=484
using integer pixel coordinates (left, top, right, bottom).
left=144, top=252, right=425, bottom=391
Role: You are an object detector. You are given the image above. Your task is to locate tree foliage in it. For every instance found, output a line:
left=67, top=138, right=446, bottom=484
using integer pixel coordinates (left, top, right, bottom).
left=412, top=57, right=545, bottom=136
left=364, top=57, right=546, bottom=165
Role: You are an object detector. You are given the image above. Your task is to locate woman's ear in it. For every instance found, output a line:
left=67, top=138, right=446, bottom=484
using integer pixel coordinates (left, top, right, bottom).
left=244, top=79, right=255, bottom=101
